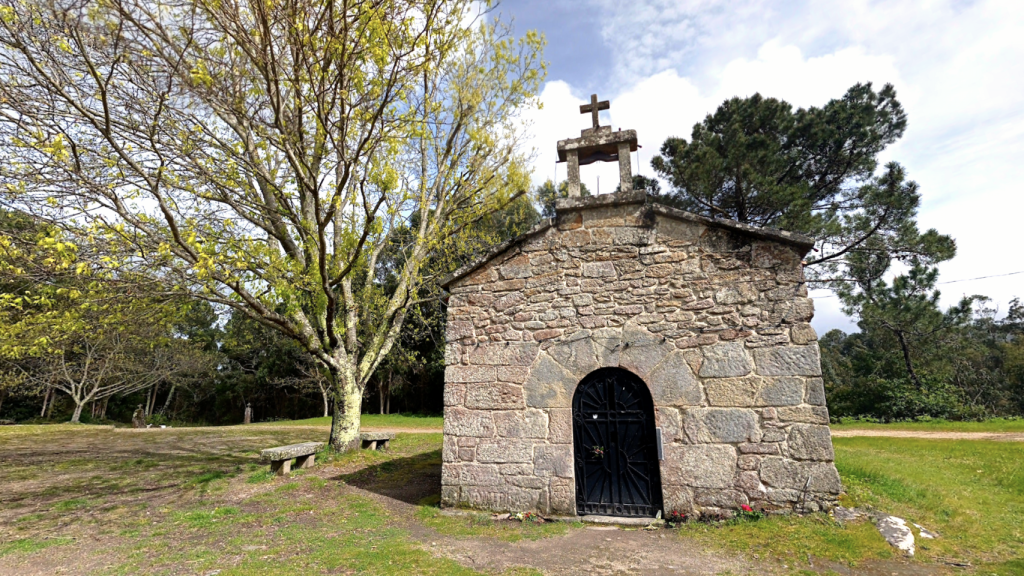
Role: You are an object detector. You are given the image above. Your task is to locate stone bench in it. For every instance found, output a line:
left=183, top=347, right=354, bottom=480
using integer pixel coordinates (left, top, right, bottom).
left=360, top=432, right=395, bottom=451
left=259, top=441, right=324, bottom=476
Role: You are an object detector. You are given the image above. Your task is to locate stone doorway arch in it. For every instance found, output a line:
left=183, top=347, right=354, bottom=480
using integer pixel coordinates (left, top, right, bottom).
left=572, top=367, right=663, bottom=518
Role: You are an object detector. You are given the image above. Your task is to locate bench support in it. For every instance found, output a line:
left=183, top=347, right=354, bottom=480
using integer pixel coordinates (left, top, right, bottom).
left=296, top=454, right=315, bottom=469
left=271, top=458, right=291, bottom=476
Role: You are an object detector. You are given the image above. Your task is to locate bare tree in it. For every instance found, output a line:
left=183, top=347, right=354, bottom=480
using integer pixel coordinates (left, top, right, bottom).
left=0, top=0, right=543, bottom=449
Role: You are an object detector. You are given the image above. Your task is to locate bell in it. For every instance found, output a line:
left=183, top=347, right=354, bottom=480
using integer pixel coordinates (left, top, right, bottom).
left=579, top=151, right=618, bottom=165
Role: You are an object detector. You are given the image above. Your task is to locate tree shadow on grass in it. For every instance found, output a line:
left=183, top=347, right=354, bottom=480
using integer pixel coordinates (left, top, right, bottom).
left=336, top=449, right=442, bottom=506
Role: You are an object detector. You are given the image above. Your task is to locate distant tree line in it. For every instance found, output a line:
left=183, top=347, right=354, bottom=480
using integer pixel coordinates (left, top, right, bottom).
left=2, top=60, right=1021, bottom=425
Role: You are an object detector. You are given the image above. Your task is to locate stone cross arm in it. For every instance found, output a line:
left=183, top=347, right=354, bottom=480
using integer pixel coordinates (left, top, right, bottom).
left=580, top=94, right=610, bottom=129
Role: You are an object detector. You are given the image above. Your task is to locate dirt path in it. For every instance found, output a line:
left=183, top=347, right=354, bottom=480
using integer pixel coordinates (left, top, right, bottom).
left=830, top=429, right=1024, bottom=441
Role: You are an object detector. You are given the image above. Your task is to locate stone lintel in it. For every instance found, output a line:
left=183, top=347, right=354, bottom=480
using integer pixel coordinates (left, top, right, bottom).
left=556, top=129, right=638, bottom=162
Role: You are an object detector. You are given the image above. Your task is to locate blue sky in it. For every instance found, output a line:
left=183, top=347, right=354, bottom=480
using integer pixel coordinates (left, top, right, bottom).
left=500, top=0, right=1024, bottom=334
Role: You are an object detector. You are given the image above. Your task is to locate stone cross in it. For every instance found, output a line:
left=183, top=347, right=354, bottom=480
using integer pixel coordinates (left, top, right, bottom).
left=579, top=94, right=609, bottom=129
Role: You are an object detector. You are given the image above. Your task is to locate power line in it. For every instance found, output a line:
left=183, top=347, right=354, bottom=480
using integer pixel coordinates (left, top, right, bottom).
left=937, top=270, right=1024, bottom=285
left=809, top=270, right=1024, bottom=299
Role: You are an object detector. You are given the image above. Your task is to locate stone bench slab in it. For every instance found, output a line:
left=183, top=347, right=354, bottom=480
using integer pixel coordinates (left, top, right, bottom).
left=259, top=442, right=324, bottom=464
left=360, top=432, right=395, bottom=450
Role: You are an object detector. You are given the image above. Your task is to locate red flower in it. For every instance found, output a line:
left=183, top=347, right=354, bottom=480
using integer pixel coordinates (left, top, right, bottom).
left=741, top=505, right=753, bottom=512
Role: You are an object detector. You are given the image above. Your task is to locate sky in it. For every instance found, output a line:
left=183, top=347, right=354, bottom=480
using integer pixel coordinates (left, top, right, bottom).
left=499, top=0, right=1024, bottom=335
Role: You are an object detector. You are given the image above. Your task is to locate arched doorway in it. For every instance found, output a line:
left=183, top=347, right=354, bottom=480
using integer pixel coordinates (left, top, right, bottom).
left=572, top=367, right=663, bottom=518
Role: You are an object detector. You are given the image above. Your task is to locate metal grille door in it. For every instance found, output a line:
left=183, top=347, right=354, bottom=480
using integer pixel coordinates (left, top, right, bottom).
left=573, top=368, right=662, bottom=518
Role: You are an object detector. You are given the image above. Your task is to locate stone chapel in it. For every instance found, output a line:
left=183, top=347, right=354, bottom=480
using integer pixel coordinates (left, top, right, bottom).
left=439, top=95, right=842, bottom=519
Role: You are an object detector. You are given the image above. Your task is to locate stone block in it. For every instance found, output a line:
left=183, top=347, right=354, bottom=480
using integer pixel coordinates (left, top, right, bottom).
left=441, top=485, right=460, bottom=507
left=458, top=448, right=475, bottom=461
left=662, top=444, right=737, bottom=488
left=662, top=486, right=695, bottom=513
left=790, top=323, right=817, bottom=344
left=787, top=424, right=835, bottom=461
left=534, top=444, right=573, bottom=478
left=737, top=454, right=761, bottom=471
left=467, top=343, right=539, bottom=366
left=493, top=409, right=549, bottom=439
left=646, top=350, right=703, bottom=405
left=463, top=486, right=542, bottom=512
left=524, top=353, right=577, bottom=408
left=777, top=406, right=829, bottom=424
left=699, top=341, right=753, bottom=377
left=547, top=336, right=599, bottom=378
left=548, top=409, right=573, bottom=444
left=755, top=377, right=804, bottom=406
left=738, top=442, right=780, bottom=455
left=456, top=463, right=500, bottom=486
left=446, top=365, right=496, bottom=383
left=492, top=291, right=525, bottom=313
left=443, top=407, right=495, bottom=438
left=444, top=383, right=466, bottom=407
left=499, top=463, right=533, bottom=475
left=446, top=320, right=476, bottom=342
left=499, top=254, right=533, bottom=279
left=656, top=406, right=681, bottom=443
left=804, top=378, right=826, bottom=406
left=582, top=261, right=617, bottom=277
left=618, top=340, right=672, bottom=381
left=509, top=476, right=547, bottom=490
left=475, top=439, right=534, bottom=463
left=465, top=383, right=526, bottom=410
left=783, top=298, right=815, bottom=323
left=550, top=477, right=576, bottom=514
left=715, top=285, right=757, bottom=305
left=683, top=408, right=762, bottom=443
left=705, top=377, right=759, bottom=406
left=442, top=435, right=459, bottom=463
left=753, top=345, right=822, bottom=376
left=694, top=489, right=749, bottom=508
left=759, top=457, right=842, bottom=493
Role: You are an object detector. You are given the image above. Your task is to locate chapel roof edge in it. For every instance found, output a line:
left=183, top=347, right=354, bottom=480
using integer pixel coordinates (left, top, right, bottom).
left=439, top=192, right=815, bottom=289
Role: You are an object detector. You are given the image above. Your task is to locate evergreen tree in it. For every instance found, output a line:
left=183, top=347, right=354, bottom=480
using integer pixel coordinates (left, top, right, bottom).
left=651, top=83, right=955, bottom=284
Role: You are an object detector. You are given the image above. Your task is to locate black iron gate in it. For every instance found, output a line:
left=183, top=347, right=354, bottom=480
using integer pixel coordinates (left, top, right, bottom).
left=572, top=368, right=662, bottom=518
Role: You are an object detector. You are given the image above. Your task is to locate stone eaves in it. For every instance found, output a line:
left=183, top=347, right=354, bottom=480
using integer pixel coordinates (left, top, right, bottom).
left=439, top=191, right=816, bottom=289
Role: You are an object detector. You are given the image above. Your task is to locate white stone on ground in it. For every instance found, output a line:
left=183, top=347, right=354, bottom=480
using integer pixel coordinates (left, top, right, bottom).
left=876, top=515, right=915, bottom=556
left=913, top=522, right=939, bottom=539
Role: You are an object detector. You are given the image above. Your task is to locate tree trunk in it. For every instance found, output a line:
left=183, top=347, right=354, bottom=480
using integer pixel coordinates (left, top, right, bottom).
left=40, top=387, right=51, bottom=418
left=100, top=396, right=109, bottom=420
left=0, top=388, right=6, bottom=416
left=328, top=367, right=362, bottom=452
left=71, top=401, right=84, bottom=423
left=161, top=384, right=176, bottom=415
left=321, top=388, right=329, bottom=418
left=379, top=380, right=385, bottom=415
left=894, top=331, right=922, bottom=389
left=146, top=383, right=159, bottom=416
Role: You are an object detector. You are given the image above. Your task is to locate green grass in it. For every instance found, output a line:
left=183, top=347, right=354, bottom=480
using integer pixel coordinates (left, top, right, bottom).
left=674, top=437, right=1024, bottom=571
left=835, top=437, right=1024, bottom=565
left=263, top=413, right=443, bottom=429
left=0, top=537, right=75, bottom=558
left=831, top=417, right=1024, bottom=432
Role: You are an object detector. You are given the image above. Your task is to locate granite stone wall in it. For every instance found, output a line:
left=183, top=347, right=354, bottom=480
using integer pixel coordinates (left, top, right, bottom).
left=441, top=194, right=841, bottom=516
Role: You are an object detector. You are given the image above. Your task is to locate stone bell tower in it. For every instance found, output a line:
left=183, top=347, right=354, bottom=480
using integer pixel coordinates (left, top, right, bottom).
left=557, top=94, right=638, bottom=196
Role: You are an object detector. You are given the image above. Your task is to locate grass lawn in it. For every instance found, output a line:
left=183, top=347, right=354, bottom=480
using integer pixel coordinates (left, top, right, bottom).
left=677, top=437, right=1024, bottom=574
left=1, top=424, right=1022, bottom=575
left=831, top=417, right=1024, bottom=433
left=261, top=413, right=443, bottom=429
